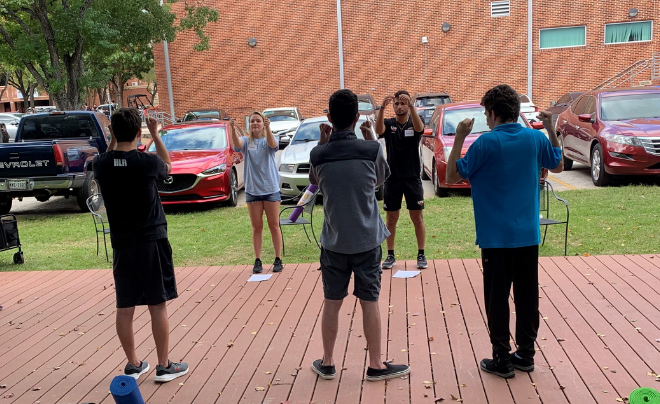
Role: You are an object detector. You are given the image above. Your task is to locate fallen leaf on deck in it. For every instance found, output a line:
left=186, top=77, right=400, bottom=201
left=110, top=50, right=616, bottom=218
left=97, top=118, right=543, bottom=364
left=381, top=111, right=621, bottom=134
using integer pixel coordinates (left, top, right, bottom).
left=255, top=387, right=265, bottom=391
left=401, top=349, right=407, bottom=352
left=435, top=398, right=445, bottom=402
left=265, top=371, right=271, bottom=374
left=32, top=387, right=41, bottom=391
left=412, top=313, right=419, bottom=316
left=3, top=393, right=14, bottom=398
left=428, top=337, right=434, bottom=341
left=227, top=342, right=234, bottom=347
left=179, top=383, right=184, bottom=386
left=557, top=338, right=565, bottom=342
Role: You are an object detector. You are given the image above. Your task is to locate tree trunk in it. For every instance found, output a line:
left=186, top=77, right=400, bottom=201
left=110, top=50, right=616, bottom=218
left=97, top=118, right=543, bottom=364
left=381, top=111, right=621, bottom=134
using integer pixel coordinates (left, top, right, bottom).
left=28, top=83, right=37, bottom=108
left=147, top=81, right=157, bottom=105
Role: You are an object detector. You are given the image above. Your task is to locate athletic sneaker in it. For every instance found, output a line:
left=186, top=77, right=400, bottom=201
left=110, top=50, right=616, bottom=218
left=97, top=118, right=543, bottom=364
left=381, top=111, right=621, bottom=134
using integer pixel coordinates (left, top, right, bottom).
left=155, top=360, right=189, bottom=382
left=273, top=257, right=283, bottom=273
left=382, top=255, right=396, bottom=269
left=311, top=359, right=336, bottom=380
left=417, top=254, right=428, bottom=269
left=253, top=258, right=263, bottom=274
left=480, top=358, right=515, bottom=379
left=124, top=361, right=149, bottom=380
left=511, top=352, right=534, bottom=372
left=366, top=362, right=411, bottom=381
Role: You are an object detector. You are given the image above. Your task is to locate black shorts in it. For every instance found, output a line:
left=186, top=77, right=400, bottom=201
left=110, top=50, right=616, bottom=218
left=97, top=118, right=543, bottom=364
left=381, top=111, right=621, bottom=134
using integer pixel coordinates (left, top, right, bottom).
left=113, top=238, right=178, bottom=309
left=320, top=246, right=382, bottom=302
left=383, top=177, right=425, bottom=211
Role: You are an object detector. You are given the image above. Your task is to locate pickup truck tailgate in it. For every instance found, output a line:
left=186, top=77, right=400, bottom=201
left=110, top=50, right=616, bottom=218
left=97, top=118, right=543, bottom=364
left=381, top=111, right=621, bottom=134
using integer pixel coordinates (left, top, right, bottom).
left=0, top=142, right=58, bottom=177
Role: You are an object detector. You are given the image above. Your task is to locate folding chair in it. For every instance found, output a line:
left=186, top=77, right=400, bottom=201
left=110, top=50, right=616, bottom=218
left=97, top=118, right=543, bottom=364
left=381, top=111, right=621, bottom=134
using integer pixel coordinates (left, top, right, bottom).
left=540, top=180, right=569, bottom=256
left=279, top=186, right=320, bottom=256
left=86, top=193, right=110, bottom=262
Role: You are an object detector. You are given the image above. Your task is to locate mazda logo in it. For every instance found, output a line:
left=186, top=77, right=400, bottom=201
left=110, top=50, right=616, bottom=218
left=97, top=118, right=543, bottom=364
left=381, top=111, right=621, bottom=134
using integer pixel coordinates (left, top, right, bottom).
left=164, top=176, right=174, bottom=185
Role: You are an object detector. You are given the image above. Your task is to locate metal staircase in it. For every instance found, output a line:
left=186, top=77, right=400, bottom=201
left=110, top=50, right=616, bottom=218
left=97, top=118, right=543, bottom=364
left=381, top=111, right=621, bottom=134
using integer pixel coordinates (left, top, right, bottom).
left=593, top=52, right=660, bottom=90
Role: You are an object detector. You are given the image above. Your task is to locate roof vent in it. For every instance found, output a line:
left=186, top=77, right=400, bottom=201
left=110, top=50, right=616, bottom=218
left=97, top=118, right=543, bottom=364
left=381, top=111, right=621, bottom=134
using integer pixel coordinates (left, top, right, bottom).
left=491, top=0, right=511, bottom=17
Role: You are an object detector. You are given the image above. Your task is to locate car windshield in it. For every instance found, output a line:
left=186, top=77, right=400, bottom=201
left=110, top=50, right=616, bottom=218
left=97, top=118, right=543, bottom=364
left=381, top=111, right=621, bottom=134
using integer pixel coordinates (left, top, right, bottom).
left=291, top=119, right=369, bottom=143
left=184, top=111, right=220, bottom=121
left=148, top=127, right=228, bottom=151
left=264, top=110, right=297, bottom=122
left=417, top=108, right=435, bottom=124
left=600, top=93, right=660, bottom=121
left=519, top=95, right=531, bottom=103
left=414, top=97, right=448, bottom=108
left=442, top=107, right=526, bottom=135
left=19, top=114, right=100, bottom=140
left=358, top=101, right=374, bottom=111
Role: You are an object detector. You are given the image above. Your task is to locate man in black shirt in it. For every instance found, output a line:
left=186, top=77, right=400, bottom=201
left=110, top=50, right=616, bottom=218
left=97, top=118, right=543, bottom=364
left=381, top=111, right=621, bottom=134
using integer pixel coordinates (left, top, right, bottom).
left=93, top=109, right=189, bottom=383
left=375, top=90, right=427, bottom=270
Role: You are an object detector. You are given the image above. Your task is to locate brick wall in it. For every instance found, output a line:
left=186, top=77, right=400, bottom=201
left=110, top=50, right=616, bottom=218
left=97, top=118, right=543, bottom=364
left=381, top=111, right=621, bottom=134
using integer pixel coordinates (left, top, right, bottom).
left=154, top=0, right=659, bottom=119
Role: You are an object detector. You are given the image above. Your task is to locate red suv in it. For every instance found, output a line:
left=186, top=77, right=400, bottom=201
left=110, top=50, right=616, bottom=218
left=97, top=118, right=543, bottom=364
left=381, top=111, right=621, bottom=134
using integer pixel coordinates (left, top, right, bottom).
left=556, top=88, right=660, bottom=186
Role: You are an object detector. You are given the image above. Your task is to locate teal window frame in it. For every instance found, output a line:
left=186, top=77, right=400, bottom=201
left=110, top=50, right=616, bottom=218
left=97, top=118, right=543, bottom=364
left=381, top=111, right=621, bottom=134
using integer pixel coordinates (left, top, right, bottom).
left=605, top=21, right=653, bottom=44
left=539, top=26, right=587, bottom=49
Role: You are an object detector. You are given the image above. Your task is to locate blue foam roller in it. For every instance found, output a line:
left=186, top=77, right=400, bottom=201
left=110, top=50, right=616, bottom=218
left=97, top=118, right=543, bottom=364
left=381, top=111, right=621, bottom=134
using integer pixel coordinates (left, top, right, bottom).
left=110, top=375, right=145, bottom=404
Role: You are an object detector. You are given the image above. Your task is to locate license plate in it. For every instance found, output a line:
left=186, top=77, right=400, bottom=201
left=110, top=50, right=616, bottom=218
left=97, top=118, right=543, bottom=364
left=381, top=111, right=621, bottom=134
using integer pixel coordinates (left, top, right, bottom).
left=8, top=180, right=27, bottom=190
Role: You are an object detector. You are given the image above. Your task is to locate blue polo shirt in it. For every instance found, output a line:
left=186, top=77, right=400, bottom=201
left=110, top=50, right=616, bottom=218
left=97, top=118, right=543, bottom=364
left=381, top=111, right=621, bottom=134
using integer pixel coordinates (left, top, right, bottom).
left=456, top=123, right=562, bottom=249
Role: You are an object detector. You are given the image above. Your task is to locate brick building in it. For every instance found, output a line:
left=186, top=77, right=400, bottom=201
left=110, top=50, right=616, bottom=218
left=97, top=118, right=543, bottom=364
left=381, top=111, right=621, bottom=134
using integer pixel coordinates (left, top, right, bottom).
left=154, top=0, right=660, bottom=120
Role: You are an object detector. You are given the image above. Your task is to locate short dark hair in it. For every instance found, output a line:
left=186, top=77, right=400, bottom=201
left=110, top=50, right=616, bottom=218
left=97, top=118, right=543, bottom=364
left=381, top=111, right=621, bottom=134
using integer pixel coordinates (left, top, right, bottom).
left=480, top=84, right=520, bottom=123
left=328, top=89, right=358, bottom=130
left=111, top=108, right=142, bottom=142
left=394, top=90, right=410, bottom=99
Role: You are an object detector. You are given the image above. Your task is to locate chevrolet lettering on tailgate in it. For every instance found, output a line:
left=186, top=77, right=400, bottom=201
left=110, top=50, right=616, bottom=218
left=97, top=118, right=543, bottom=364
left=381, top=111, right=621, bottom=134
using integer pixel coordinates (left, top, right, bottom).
left=0, top=160, right=50, bottom=169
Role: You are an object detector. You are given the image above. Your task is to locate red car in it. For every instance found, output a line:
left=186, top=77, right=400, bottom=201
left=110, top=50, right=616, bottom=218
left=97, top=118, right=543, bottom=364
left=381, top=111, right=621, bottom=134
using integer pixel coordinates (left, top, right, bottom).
left=420, top=101, right=544, bottom=197
left=141, top=121, right=245, bottom=205
left=556, top=87, right=660, bottom=186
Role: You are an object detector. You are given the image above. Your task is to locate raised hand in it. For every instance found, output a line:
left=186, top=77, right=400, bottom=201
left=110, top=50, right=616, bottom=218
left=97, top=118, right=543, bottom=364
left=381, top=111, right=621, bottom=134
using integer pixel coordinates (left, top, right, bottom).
left=381, top=95, right=395, bottom=109
left=456, top=118, right=475, bottom=140
left=319, top=123, right=332, bottom=144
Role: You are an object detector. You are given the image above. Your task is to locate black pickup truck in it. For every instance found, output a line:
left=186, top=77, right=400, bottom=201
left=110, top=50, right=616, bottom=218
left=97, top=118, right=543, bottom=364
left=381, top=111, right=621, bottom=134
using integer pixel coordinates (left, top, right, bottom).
left=0, top=111, right=112, bottom=213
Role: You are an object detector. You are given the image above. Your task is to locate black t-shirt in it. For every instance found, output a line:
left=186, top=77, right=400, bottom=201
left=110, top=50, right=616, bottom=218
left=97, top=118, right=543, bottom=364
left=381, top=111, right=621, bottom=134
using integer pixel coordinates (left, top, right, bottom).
left=380, top=116, right=425, bottom=179
left=93, top=150, right=168, bottom=249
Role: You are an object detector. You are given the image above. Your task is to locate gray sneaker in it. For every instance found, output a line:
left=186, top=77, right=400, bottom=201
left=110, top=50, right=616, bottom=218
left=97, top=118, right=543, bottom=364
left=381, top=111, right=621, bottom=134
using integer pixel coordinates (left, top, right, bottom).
left=382, top=255, right=396, bottom=269
left=124, top=361, right=149, bottom=380
left=155, top=360, right=189, bottom=383
left=417, top=254, right=428, bottom=269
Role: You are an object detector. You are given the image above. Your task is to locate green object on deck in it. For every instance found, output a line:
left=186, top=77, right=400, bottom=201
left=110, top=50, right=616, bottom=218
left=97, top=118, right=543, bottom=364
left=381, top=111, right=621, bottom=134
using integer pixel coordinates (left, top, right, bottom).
left=629, top=388, right=660, bottom=404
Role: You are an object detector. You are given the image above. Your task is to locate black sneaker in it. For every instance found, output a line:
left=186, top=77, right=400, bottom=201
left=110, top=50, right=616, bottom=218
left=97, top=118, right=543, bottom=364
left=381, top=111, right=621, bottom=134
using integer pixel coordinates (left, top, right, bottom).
left=124, top=361, right=149, bottom=380
left=366, top=362, right=411, bottom=381
left=511, top=352, right=534, bottom=372
left=155, top=360, right=189, bottom=382
left=417, top=254, right=428, bottom=269
left=480, top=358, right=515, bottom=379
left=382, top=255, right=396, bottom=269
left=253, top=258, right=263, bottom=274
left=312, top=359, right=336, bottom=380
left=273, top=258, right=283, bottom=273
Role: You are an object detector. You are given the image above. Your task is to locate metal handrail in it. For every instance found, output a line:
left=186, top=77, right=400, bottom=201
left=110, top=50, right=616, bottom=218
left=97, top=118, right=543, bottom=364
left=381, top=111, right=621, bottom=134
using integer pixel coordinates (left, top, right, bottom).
left=652, top=52, right=660, bottom=81
left=592, top=59, right=652, bottom=90
left=143, top=109, right=177, bottom=127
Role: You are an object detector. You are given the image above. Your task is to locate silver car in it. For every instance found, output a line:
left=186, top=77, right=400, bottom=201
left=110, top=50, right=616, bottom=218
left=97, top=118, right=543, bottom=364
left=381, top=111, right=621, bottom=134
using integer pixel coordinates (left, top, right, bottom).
left=278, top=115, right=385, bottom=200
left=0, top=113, right=22, bottom=141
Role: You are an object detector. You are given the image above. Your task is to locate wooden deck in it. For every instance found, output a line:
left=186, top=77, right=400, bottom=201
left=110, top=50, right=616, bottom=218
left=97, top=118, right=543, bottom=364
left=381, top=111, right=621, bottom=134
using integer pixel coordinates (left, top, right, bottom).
left=1, top=255, right=660, bottom=404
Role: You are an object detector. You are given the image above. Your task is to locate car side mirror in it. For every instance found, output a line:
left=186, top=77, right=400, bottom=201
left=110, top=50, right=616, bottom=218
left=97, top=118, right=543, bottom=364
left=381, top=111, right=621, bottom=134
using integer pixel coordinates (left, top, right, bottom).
left=578, top=114, right=595, bottom=123
left=550, top=101, right=557, bottom=106
left=137, top=144, right=147, bottom=152
left=531, top=121, right=545, bottom=130
left=300, top=117, right=305, bottom=121
left=375, top=106, right=381, bottom=110
left=176, top=119, right=182, bottom=123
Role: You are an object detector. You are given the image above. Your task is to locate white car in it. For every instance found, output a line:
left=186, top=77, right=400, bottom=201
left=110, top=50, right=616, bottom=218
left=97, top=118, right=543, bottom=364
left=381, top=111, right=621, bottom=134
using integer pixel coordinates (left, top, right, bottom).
left=278, top=115, right=385, bottom=200
left=519, top=94, right=539, bottom=123
left=0, top=113, right=22, bottom=141
left=263, top=107, right=304, bottom=149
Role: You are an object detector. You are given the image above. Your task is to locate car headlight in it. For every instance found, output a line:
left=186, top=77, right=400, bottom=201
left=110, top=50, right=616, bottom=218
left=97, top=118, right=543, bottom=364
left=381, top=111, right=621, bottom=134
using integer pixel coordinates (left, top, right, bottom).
left=279, top=164, right=295, bottom=173
left=201, top=164, right=226, bottom=176
left=603, top=134, right=642, bottom=147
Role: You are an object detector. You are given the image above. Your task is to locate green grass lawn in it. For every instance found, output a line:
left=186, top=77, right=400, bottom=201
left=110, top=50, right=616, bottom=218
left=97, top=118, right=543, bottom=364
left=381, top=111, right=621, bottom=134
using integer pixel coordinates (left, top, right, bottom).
left=1, top=185, right=658, bottom=271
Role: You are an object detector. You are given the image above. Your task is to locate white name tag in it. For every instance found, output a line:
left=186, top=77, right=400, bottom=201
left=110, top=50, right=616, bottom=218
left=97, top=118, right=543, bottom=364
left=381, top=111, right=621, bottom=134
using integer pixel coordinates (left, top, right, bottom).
left=404, top=129, right=414, bottom=137
left=248, top=143, right=257, bottom=151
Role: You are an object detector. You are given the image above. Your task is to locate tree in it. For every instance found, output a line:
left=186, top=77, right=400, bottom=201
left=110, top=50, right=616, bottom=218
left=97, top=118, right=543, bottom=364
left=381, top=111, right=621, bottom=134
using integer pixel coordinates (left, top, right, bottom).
left=0, top=0, right=218, bottom=110
left=7, top=69, right=38, bottom=110
left=141, top=67, right=157, bottom=105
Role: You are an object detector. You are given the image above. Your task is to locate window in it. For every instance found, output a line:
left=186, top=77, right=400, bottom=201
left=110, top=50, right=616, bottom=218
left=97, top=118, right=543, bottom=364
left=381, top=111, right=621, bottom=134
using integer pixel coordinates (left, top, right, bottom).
left=490, top=1, right=510, bottom=17
left=540, top=26, right=586, bottom=49
left=583, top=96, right=597, bottom=117
left=605, top=21, right=652, bottom=44
left=571, top=96, right=589, bottom=114
left=557, top=94, right=573, bottom=104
